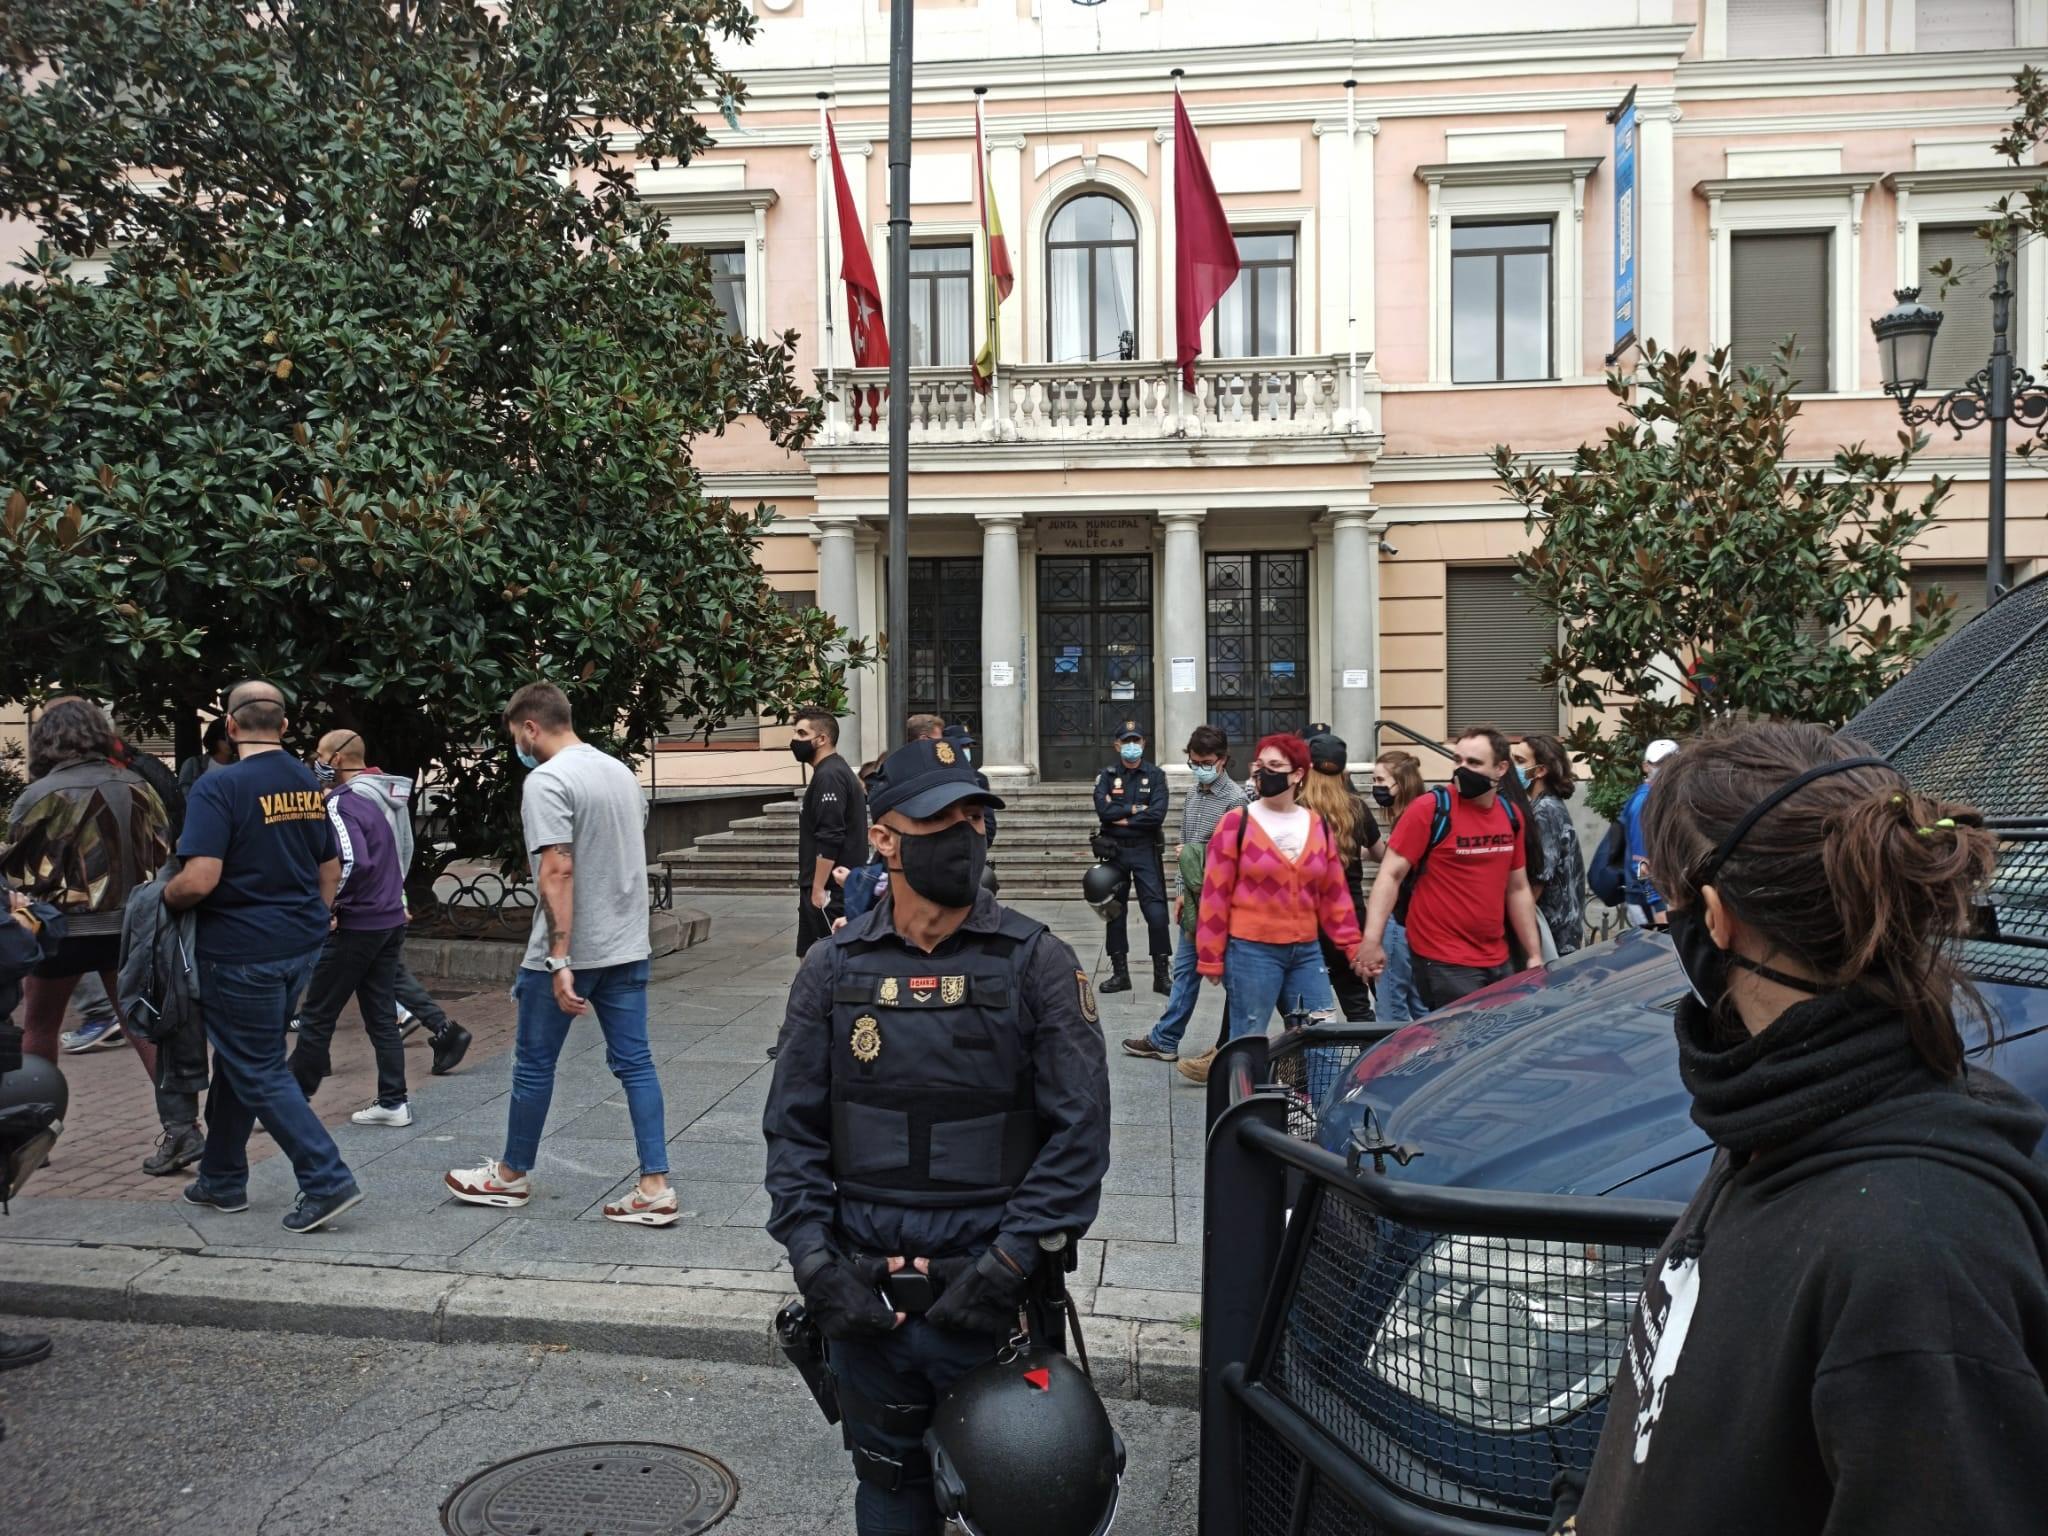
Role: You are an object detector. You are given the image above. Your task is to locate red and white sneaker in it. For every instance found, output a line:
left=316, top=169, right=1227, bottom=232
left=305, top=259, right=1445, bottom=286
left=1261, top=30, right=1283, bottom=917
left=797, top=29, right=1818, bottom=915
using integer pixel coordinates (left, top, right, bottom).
left=602, top=1185, right=680, bottom=1227
left=443, top=1160, right=531, bottom=1208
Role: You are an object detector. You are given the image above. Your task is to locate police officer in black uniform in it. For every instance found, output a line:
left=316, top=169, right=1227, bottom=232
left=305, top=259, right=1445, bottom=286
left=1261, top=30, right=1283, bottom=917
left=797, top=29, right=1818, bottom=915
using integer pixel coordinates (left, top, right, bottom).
left=764, top=736, right=1111, bottom=1536
left=1091, top=720, right=1171, bottom=996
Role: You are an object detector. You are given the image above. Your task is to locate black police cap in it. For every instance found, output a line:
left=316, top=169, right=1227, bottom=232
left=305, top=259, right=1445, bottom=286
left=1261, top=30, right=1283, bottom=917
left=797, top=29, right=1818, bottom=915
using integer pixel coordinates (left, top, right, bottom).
left=867, top=738, right=1006, bottom=821
left=1113, top=720, right=1145, bottom=743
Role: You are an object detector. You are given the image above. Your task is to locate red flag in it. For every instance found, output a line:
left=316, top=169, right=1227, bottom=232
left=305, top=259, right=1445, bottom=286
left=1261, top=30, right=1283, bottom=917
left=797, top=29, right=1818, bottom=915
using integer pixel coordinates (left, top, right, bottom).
left=1172, top=91, right=1240, bottom=393
left=971, top=97, right=1013, bottom=395
left=828, top=115, right=889, bottom=368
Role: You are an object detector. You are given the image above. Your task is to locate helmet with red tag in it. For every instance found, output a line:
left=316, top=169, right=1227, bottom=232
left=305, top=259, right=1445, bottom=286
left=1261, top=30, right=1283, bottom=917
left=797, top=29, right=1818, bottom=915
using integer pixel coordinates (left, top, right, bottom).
left=925, top=1348, right=1124, bottom=1536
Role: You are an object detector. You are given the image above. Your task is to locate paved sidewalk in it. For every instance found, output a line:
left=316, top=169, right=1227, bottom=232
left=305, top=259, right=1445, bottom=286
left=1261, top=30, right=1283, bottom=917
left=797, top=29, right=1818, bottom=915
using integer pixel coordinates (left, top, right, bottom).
left=0, top=894, right=1218, bottom=1402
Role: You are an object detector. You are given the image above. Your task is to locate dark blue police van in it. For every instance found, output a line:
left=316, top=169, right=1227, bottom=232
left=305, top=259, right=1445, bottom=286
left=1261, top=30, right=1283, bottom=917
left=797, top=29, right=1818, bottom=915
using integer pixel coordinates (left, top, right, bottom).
left=1198, top=573, right=2048, bottom=1536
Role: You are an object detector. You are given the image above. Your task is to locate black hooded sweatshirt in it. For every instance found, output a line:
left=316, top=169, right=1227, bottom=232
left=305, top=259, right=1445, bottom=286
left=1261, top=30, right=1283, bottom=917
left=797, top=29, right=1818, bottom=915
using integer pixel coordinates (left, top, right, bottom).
left=1565, top=988, right=2048, bottom=1536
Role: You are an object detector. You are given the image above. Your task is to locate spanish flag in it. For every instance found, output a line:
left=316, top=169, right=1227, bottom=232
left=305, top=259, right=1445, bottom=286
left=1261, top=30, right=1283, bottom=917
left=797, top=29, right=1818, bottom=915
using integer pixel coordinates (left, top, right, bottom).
left=972, top=94, right=1013, bottom=396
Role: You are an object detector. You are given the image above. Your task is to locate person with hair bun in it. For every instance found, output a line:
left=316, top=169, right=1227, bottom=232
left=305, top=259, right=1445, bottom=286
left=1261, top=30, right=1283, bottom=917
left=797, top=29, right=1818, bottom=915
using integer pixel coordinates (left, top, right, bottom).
left=1559, top=720, right=2048, bottom=1536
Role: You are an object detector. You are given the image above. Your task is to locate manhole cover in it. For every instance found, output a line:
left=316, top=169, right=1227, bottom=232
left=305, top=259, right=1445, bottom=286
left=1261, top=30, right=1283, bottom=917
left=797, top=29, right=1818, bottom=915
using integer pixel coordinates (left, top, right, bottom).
left=442, top=1442, right=738, bottom=1536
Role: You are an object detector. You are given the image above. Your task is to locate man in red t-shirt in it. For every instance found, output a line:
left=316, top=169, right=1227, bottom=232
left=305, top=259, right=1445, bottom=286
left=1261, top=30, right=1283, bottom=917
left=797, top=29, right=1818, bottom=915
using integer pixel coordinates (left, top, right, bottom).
left=1358, top=726, right=1544, bottom=1011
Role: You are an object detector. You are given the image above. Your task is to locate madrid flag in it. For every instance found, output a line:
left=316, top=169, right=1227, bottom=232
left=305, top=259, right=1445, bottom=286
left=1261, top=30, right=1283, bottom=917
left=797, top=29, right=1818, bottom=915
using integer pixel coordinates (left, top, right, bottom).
left=827, top=115, right=889, bottom=368
left=1172, top=90, right=1240, bottom=393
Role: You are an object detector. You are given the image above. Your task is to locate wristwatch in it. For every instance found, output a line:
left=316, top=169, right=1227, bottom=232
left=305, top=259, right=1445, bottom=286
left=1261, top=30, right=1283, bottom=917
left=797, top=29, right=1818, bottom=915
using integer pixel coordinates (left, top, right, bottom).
left=543, top=955, right=573, bottom=973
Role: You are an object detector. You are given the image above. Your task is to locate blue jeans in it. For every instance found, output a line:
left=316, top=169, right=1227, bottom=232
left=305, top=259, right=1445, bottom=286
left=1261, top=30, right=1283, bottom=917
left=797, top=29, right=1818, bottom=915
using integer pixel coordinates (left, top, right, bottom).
left=1222, top=937, right=1335, bottom=1042
left=1375, top=918, right=1426, bottom=1024
left=197, top=947, right=354, bottom=1200
left=502, top=960, right=667, bottom=1176
left=1148, top=928, right=1204, bottom=1054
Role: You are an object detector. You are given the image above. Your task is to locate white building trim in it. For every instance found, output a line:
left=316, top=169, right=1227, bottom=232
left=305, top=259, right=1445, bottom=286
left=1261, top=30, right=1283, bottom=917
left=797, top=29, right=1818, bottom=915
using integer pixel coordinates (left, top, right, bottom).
left=1699, top=172, right=1879, bottom=394
left=1416, top=158, right=1601, bottom=386
left=1024, top=164, right=1160, bottom=367
left=640, top=184, right=778, bottom=341
left=1887, top=167, right=2048, bottom=374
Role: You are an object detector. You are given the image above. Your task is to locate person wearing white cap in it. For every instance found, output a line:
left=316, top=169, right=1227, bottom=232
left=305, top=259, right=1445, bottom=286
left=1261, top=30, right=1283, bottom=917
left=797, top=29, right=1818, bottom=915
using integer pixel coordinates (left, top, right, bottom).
left=1621, top=738, right=1681, bottom=929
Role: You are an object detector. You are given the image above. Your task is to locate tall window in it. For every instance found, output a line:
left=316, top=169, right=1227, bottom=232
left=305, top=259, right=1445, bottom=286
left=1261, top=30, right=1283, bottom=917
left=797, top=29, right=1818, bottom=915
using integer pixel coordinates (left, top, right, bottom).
left=1915, top=0, right=2014, bottom=51
left=1446, top=567, right=1556, bottom=738
left=1909, top=564, right=1989, bottom=629
left=908, top=244, right=973, bottom=367
left=1730, top=230, right=1831, bottom=391
left=1919, top=224, right=2010, bottom=387
left=1213, top=232, right=1297, bottom=358
left=1047, top=195, right=1138, bottom=364
left=1727, top=0, right=1825, bottom=58
left=700, top=246, right=747, bottom=338
left=1451, top=221, right=1553, bottom=383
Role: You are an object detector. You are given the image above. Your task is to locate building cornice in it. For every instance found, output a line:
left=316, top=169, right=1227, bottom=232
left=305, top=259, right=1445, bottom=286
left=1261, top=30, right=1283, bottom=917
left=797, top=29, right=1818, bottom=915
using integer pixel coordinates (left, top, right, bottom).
left=637, top=187, right=778, bottom=217
left=1674, top=104, right=2026, bottom=139
left=1885, top=166, right=2048, bottom=196
left=701, top=471, right=818, bottom=502
left=1676, top=47, right=2048, bottom=101
left=1695, top=172, right=1882, bottom=202
left=804, top=435, right=1383, bottom=475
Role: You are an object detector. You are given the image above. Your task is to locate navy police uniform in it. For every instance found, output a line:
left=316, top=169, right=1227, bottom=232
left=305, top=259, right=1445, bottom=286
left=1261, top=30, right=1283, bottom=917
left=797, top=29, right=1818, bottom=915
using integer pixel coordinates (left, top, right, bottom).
left=1091, top=721, right=1171, bottom=989
left=764, top=738, right=1110, bottom=1536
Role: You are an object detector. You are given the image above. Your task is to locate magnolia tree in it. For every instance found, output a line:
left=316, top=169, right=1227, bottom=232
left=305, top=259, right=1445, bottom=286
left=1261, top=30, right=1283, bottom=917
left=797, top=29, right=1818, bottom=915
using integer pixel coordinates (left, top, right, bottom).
left=0, top=0, right=856, bottom=864
left=1492, top=344, right=1958, bottom=817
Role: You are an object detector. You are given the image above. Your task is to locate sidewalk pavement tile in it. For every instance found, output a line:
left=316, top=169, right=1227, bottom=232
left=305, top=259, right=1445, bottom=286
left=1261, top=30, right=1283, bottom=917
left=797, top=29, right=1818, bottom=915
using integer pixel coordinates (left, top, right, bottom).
left=1090, top=1193, right=1176, bottom=1243
left=1102, top=1239, right=1204, bottom=1293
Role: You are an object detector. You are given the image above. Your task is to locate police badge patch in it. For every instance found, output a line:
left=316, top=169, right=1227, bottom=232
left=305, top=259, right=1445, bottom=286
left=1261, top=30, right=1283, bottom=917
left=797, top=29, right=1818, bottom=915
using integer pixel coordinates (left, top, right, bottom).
left=1076, top=971, right=1099, bottom=1025
left=878, top=977, right=900, bottom=1007
left=851, top=1015, right=883, bottom=1063
left=940, top=975, right=966, bottom=1006
left=935, top=741, right=956, bottom=765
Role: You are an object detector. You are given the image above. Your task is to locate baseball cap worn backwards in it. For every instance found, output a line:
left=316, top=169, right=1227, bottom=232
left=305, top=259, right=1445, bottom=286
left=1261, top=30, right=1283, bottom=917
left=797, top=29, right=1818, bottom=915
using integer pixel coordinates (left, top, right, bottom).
left=867, top=738, right=1007, bottom=822
left=1644, top=738, right=1680, bottom=766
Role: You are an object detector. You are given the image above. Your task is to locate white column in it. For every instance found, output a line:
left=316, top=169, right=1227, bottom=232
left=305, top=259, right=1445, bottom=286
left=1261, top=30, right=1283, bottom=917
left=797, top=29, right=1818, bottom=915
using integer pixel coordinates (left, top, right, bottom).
left=1156, top=123, right=1177, bottom=369
left=993, top=134, right=1026, bottom=366
left=1327, top=507, right=1375, bottom=758
left=1638, top=101, right=1678, bottom=354
left=1158, top=510, right=1207, bottom=775
left=976, top=513, right=1027, bottom=783
left=814, top=515, right=864, bottom=764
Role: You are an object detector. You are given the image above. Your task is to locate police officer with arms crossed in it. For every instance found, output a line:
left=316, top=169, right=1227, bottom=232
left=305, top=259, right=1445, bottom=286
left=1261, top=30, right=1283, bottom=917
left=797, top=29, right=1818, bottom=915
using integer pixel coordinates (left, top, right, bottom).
left=1091, top=720, right=1171, bottom=996
left=764, top=735, right=1111, bottom=1536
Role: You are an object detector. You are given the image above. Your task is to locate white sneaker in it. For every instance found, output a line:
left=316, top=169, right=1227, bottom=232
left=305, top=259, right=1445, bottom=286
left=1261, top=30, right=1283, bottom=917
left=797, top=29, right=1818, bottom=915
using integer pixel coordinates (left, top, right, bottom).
left=351, top=1102, right=414, bottom=1128
left=444, top=1160, right=531, bottom=1208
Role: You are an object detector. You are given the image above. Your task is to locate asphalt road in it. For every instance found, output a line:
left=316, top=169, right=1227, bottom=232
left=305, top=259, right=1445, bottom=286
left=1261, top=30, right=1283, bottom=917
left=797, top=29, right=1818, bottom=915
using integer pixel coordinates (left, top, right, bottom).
left=0, top=1315, right=1198, bottom=1535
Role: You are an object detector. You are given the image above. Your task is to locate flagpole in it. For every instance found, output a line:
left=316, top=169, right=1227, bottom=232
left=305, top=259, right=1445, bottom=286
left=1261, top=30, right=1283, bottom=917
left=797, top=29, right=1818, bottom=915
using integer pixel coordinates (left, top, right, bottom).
left=819, top=93, right=835, bottom=440
left=977, top=88, right=998, bottom=439
left=1170, top=68, right=1184, bottom=438
left=885, top=0, right=912, bottom=737
left=1345, top=77, right=1359, bottom=430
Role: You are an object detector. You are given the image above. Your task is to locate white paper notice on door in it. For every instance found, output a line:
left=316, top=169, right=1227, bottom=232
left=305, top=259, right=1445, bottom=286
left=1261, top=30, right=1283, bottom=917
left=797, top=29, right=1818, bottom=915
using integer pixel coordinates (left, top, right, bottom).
left=989, top=662, right=1015, bottom=687
left=1110, top=681, right=1136, bottom=702
left=1340, top=669, right=1371, bottom=690
left=1169, top=656, right=1198, bottom=694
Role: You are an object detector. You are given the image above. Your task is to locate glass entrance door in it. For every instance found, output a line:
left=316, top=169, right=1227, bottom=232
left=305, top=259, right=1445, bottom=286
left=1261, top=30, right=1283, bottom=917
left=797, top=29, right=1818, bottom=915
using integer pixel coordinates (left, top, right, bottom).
left=907, top=557, right=982, bottom=741
left=1036, top=554, right=1154, bottom=780
left=1205, top=551, right=1310, bottom=744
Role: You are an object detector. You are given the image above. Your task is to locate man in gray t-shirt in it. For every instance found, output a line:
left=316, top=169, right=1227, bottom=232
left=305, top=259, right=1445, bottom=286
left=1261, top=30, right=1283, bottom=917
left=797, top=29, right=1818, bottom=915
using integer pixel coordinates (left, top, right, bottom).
left=445, top=682, right=676, bottom=1226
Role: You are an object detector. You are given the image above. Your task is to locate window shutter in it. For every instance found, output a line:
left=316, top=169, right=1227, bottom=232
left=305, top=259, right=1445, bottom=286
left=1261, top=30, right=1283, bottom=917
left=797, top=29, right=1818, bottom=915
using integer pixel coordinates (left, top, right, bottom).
left=1910, top=564, right=1990, bottom=628
left=1919, top=224, right=2000, bottom=388
left=1915, top=0, right=2014, bottom=51
left=1727, top=0, right=1826, bottom=57
left=1445, top=567, right=1556, bottom=738
left=1731, top=231, right=1830, bottom=391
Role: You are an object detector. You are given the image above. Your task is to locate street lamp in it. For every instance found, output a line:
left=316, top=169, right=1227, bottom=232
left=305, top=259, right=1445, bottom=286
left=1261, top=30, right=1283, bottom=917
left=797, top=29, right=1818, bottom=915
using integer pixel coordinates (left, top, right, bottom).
left=1872, top=225, right=2048, bottom=612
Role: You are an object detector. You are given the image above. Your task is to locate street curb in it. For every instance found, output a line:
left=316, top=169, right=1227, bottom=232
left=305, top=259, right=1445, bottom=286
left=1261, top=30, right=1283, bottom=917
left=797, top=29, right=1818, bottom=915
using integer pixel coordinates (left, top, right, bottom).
left=0, top=1241, right=1199, bottom=1408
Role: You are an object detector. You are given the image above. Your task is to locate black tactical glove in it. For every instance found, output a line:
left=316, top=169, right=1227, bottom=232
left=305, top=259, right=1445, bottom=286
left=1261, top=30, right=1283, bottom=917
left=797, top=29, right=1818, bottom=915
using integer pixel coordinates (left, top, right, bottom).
left=794, top=1252, right=897, bottom=1341
left=925, top=1246, right=1030, bottom=1338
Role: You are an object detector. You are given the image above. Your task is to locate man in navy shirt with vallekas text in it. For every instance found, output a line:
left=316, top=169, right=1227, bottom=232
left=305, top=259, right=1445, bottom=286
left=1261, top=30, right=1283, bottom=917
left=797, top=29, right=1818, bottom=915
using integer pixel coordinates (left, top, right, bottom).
left=163, top=680, right=363, bottom=1234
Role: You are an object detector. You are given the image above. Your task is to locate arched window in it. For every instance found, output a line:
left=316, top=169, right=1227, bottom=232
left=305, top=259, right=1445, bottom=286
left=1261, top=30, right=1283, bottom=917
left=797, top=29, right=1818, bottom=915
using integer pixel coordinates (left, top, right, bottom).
left=1046, top=194, right=1138, bottom=364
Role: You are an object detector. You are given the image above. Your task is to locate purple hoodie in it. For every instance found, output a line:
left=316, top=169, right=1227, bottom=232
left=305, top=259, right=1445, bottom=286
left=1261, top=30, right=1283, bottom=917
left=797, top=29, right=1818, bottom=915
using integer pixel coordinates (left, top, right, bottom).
left=326, top=782, right=407, bottom=931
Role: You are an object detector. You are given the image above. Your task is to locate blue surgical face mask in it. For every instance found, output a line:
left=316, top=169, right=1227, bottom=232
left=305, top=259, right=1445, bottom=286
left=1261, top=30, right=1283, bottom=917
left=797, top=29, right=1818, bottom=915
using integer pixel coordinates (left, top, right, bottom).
left=515, top=745, right=539, bottom=771
left=1119, top=743, right=1143, bottom=764
left=1515, top=764, right=1532, bottom=787
left=1190, top=762, right=1220, bottom=786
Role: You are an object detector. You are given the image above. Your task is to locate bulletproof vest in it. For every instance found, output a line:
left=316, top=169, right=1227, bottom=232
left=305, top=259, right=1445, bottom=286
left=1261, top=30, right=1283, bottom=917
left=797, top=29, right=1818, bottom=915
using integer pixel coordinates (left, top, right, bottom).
left=826, top=908, right=1045, bottom=1209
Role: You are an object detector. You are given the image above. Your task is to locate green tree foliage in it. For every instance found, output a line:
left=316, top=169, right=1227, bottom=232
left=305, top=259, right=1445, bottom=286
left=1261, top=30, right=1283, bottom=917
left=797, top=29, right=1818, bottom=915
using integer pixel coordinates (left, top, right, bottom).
left=0, top=0, right=855, bottom=861
left=1492, top=344, right=1957, bottom=817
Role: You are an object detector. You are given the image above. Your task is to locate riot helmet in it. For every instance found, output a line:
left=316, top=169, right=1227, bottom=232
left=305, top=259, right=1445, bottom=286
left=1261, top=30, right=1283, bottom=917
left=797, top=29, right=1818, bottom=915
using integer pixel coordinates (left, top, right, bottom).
left=926, top=1349, right=1125, bottom=1536
left=1080, top=860, right=1125, bottom=923
left=0, top=1053, right=67, bottom=1206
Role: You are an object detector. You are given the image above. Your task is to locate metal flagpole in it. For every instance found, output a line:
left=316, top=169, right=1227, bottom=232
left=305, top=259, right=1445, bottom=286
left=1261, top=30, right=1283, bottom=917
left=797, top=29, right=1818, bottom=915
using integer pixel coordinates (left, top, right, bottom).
left=978, top=88, right=999, bottom=436
left=818, top=93, right=835, bottom=438
left=885, top=0, right=913, bottom=736
left=1170, top=68, right=1184, bottom=438
left=1345, top=78, right=1359, bottom=428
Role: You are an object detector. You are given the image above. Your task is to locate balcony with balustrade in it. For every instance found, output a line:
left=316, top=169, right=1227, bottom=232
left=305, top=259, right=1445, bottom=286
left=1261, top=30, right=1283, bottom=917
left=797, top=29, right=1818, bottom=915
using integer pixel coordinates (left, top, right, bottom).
left=809, top=353, right=1381, bottom=465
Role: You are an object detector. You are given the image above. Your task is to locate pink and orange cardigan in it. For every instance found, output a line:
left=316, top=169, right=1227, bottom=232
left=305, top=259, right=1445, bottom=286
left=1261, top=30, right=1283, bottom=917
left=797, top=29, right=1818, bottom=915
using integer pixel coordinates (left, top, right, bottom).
left=1194, top=807, right=1363, bottom=978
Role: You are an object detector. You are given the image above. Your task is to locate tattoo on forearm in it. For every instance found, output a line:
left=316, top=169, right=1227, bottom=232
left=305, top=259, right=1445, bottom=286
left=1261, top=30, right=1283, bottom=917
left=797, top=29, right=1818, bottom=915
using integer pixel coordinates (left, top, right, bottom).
left=543, top=890, right=569, bottom=950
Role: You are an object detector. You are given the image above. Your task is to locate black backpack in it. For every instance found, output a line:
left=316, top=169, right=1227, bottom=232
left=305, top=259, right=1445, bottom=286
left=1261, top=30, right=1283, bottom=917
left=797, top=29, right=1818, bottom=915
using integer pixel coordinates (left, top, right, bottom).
left=1391, top=787, right=1520, bottom=926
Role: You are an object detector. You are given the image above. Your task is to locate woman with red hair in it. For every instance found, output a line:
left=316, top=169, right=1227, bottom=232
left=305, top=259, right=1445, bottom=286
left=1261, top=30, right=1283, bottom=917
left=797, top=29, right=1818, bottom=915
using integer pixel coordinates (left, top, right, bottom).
left=1196, top=733, right=1367, bottom=1039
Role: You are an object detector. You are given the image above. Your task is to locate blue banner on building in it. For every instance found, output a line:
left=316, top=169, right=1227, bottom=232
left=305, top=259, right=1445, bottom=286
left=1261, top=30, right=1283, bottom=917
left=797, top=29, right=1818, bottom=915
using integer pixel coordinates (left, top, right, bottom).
left=1611, top=87, right=1638, bottom=361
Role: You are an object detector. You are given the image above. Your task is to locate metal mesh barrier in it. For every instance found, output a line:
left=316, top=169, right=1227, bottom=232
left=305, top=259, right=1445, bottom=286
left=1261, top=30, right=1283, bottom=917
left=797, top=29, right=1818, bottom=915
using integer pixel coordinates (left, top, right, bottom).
left=1846, top=574, right=2048, bottom=819
left=1242, top=1411, right=1391, bottom=1536
left=1969, top=830, right=2048, bottom=991
left=1265, top=1188, right=1662, bottom=1520
left=1269, top=1027, right=1385, bottom=1138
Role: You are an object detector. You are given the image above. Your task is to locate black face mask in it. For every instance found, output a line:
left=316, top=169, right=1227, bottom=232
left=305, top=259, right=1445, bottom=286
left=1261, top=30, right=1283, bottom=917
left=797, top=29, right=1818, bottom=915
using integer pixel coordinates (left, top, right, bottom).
left=1453, top=766, right=1494, bottom=799
left=1668, top=754, right=1893, bottom=1009
left=893, top=821, right=987, bottom=909
left=790, top=739, right=818, bottom=765
left=1255, top=768, right=1294, bottom=800
left=1371, top=784, right=1395, bottom=808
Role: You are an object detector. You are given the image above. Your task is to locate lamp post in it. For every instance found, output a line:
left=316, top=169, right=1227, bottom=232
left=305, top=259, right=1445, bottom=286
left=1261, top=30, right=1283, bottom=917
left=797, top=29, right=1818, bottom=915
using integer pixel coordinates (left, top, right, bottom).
left=1872, top=225, right=2048, bottom=612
